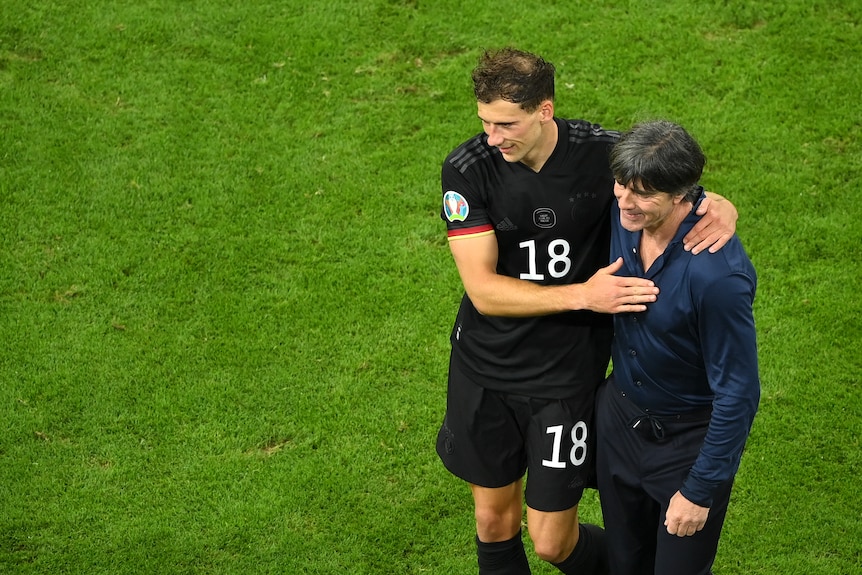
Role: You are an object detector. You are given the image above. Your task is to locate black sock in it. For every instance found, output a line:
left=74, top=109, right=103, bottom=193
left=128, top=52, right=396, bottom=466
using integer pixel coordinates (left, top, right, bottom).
left=476, top=530, right=531, bottom=575
left=551, top=523, right=608, bottom=575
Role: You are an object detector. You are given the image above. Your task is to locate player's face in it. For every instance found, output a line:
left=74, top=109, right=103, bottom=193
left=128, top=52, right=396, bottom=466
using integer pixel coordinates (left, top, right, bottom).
left=477, top=99, right=551, bottom=169
left=614, top=180, right=684, bottom=233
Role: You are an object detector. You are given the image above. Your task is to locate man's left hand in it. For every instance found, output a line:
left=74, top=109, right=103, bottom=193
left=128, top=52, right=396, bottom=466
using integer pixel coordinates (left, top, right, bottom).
left=664, top=491, right=709, bottom=537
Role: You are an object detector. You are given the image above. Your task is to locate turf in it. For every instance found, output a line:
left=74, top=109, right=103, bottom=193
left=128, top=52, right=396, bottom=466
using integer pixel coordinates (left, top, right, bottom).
left=1, top=1, right=860, bottom=573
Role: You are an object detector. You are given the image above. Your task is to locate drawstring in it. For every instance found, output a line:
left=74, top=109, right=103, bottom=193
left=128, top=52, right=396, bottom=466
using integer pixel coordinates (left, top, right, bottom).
left=628, top=414, right=665, bottom=439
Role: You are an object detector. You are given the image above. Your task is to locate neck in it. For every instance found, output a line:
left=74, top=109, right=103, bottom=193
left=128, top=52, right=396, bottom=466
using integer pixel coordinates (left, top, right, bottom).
left=522, top=118, right=558, bottom=172
left=639, top=202, right=691, bottom=269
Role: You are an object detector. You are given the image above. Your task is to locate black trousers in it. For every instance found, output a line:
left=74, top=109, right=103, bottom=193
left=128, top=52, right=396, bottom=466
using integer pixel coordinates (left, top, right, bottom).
left=596, top=378, right=733, bottom=575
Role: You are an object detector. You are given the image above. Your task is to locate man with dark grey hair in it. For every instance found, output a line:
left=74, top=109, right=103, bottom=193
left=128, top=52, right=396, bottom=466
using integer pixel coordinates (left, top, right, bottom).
left=597, top=120, right=760, bottom=575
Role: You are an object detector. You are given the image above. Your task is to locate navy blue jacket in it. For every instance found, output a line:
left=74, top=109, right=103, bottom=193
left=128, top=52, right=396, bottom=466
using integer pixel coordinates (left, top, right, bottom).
left=610, top=191, right=760, bottom=506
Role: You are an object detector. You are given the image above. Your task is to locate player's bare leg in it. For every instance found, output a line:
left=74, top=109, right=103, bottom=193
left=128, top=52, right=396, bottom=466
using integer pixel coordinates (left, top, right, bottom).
left=527, top=505, right=608, bottom=575
left=471, top=480, right=531, bottom=574
left=472, top=481, right=523, bottom=541
left=525, top=505, right=579, bottom=563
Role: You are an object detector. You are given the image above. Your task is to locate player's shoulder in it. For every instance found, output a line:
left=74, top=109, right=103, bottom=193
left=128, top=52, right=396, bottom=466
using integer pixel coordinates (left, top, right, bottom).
left=445, top=133, right=494, bottom=175
left=560, top=118, right=620, bottom=144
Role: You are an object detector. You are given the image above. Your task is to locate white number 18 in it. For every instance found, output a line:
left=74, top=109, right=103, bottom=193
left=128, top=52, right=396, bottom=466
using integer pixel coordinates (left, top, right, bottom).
left=542, top=421, right=588, bottom=469
left=519, top=239, right=572, bottom=281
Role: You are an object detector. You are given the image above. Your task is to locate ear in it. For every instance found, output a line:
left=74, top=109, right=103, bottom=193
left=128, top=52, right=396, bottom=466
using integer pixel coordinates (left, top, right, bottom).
left=539, top=100, right=554, bottom=122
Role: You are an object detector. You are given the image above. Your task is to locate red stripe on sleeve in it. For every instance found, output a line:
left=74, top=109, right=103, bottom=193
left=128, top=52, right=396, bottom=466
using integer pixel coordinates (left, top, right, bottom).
left=447, top=224, right=495, bottom=238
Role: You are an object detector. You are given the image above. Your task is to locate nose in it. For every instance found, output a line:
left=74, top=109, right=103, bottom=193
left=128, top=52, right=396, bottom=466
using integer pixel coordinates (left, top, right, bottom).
left=485, top=125, right=504, bottom=147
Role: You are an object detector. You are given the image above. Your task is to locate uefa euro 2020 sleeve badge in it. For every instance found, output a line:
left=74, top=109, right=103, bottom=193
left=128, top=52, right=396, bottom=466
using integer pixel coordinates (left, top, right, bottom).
left=443, top=191, right=469, bottom=222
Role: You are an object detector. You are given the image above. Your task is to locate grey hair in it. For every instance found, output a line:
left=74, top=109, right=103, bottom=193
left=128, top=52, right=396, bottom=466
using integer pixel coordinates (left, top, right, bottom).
left=609, top=120, right=705, bottom=203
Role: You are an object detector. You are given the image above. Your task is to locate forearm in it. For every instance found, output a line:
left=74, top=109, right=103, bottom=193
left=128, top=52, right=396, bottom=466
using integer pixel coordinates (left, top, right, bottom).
left=464, top=275, right=586, bottom=317
left=681, top=387, right=759, bottom=505
left=451, top=232, right=658, bottom=317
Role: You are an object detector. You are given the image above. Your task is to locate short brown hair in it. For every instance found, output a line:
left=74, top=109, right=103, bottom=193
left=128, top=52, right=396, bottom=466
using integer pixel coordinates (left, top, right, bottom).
left=472, top=48, right=555, bottom=112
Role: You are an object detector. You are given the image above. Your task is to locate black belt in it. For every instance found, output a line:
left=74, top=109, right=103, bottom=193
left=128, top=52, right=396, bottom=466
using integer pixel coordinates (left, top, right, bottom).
left=612, top=380, right=712, bottom=440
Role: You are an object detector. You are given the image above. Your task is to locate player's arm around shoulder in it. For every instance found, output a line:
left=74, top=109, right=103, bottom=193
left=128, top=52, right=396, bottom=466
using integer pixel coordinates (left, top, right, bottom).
left=448, top=236, right=659, bottom=317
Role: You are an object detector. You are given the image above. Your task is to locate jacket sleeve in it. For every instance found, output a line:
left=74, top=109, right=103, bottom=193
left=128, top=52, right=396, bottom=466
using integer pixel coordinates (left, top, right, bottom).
left=680, top=268, right=760, bottom=507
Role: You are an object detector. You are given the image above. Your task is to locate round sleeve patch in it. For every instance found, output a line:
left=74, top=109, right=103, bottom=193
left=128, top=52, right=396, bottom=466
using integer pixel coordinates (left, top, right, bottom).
left=443, top=191, right=469, bottom=222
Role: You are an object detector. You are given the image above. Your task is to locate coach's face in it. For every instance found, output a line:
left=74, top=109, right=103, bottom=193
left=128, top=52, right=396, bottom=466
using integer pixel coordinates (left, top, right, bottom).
left=614, top=180, right=686, bottom=234
left=477, top=98, right=554, bottom=171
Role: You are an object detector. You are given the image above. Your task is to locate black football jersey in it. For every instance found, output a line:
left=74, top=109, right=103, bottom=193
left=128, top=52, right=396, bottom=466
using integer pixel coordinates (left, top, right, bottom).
left=441, top=118, right=618, bottom=399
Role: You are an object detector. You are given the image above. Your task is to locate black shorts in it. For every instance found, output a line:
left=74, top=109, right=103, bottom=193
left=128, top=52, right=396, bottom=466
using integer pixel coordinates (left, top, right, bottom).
left=436, top=356, right=597, bottom=512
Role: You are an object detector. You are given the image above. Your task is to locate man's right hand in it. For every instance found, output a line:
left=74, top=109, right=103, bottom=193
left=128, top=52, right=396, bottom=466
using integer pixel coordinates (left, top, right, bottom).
left=577, top=257, right=659, bottom=313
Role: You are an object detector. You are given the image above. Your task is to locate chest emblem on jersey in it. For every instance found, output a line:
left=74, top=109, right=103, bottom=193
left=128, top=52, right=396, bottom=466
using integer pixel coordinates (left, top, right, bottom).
left=533, top=208, right=556, bottom=229
left=443, top=191, right=469, bottom=222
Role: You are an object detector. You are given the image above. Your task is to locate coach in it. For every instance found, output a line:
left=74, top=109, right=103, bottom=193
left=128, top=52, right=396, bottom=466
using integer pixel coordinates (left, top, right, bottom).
left=596, top=120, right=761, bottom=575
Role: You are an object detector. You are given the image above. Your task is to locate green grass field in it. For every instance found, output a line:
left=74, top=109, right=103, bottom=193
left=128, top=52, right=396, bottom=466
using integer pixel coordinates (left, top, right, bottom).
left=1, top=1, right=860, bottom=573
